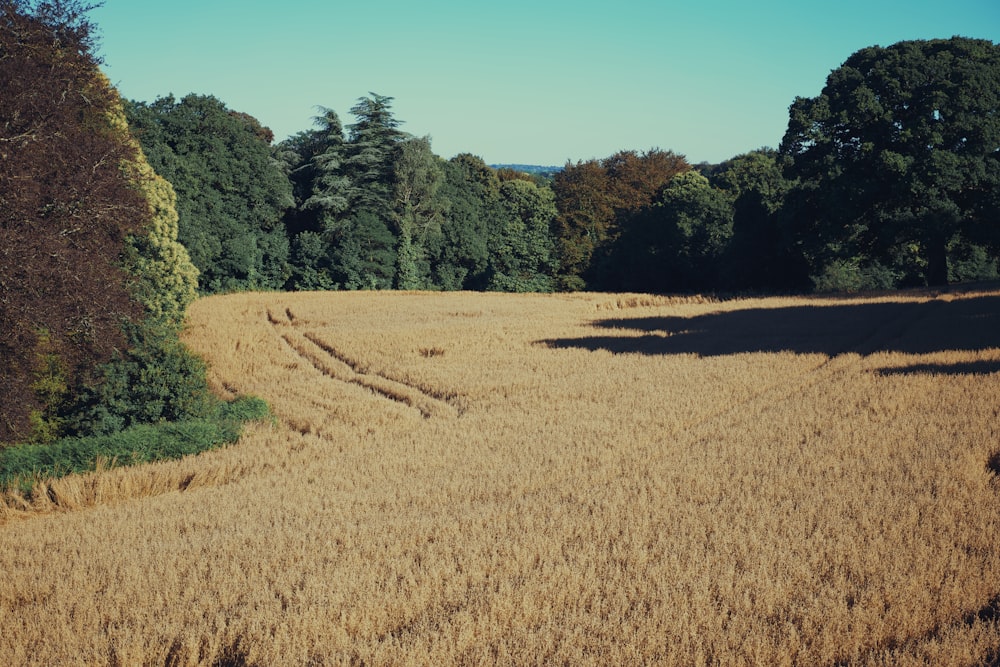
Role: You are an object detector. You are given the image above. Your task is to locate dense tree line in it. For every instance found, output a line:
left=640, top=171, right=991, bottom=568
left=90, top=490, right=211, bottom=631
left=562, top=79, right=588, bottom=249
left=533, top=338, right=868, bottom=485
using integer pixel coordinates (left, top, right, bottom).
left=126, top=94, right=293, bottom=293
left=557, top=37, right=1000, bottom=293
left=118, top=38, right=998, bottom=299
left=126, top=94, right=562, bottom=294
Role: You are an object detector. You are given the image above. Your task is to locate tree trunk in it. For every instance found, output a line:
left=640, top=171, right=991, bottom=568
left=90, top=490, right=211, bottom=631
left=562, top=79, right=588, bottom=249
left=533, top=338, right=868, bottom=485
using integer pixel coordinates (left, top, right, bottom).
left=926, top=235, right=949, bottom=286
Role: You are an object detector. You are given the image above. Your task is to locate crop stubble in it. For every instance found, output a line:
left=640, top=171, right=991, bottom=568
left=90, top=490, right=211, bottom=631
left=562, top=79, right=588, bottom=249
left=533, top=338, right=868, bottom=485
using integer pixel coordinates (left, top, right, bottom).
left=1, top=288, right=999, bottom=665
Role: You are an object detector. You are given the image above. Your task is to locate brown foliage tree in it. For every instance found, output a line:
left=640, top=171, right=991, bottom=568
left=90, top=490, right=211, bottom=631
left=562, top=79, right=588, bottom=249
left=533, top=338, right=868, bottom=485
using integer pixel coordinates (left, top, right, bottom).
left=552, top=149, right=689, bottom=289
left=0, top=2, right=150, bottom=443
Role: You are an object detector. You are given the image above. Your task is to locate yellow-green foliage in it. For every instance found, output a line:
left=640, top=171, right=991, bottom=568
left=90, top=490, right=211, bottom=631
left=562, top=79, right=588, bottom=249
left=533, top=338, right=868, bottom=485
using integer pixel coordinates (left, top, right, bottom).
left=126, top=167, right=200, bottom=323
left=27, top=330, right=68, bottom=445
left=98, top=74, right=198, bottom=324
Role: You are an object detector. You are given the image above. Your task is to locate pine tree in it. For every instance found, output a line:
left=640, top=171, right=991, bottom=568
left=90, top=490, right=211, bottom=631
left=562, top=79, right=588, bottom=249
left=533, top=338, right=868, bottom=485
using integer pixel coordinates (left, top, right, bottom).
left=345, top=93, right=406, bottom=214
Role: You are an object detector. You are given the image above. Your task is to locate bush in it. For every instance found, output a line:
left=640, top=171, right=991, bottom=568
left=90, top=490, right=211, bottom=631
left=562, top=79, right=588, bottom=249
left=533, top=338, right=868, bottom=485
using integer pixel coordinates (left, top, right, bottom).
left=811, top=259, right=899, bottom=293
left=948, top=241, right=999, bottom=283
left=63, top=318, right=216, bottom=437
left=0, top=395, right=269, bottom=496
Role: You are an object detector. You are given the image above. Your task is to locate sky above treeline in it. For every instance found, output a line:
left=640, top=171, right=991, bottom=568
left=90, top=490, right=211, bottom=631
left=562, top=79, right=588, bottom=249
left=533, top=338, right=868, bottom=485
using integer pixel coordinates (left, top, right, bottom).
left=93, top=1, right=999, bottom=166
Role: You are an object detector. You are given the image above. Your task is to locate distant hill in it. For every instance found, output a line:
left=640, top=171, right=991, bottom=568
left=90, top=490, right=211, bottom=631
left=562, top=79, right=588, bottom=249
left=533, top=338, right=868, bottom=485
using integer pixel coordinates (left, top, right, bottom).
left=490, top=164, right=564, bottom=176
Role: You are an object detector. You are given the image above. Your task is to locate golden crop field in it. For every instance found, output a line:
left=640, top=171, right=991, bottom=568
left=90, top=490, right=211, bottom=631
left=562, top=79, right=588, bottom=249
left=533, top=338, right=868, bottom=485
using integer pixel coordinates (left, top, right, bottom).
left=2, top=287, right=1000, bottom=666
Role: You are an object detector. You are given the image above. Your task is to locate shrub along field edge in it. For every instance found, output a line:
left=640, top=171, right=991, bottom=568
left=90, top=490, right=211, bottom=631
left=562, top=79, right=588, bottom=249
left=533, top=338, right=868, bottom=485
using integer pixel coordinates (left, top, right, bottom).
left=0, top=396, right=269, bottom=496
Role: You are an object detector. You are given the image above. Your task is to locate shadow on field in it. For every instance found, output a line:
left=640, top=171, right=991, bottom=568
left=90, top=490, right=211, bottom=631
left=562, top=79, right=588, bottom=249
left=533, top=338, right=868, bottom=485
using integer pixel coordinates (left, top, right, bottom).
left=539, top=293, right=1000, bottom=360
left=877, top=360, right=1000, bottom=376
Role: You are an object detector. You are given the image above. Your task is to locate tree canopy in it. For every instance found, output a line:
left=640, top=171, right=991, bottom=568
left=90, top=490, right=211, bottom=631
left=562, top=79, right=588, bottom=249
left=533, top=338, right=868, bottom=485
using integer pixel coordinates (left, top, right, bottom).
left=780, top=37, right=1000, bottom=287
left=126, top=94, right=294, bottom=292
left=552, top=149, right=689, bottom=290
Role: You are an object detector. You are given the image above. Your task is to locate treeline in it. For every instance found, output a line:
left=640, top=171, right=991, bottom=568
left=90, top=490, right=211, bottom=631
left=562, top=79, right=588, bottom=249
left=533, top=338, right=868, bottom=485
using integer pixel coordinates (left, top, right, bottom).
left=126, top=94, right=561, bottom=294
left=122, top=36, right=1000, bottom=300
left=564, top=37, right=999, bottom=293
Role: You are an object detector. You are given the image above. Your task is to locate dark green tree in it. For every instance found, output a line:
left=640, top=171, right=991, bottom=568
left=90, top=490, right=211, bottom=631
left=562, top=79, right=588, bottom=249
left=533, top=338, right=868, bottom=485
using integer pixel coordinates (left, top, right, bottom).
left=780, top=37, right=1000, bottom=288
left=428, top=154, right=499, bottom=290
left=711, top=149, right=806, bottom=290
left=330, top=211, right=397, bottom=290
left=287, top=231, right=336, bottom=290
left=602, top=171, right=733, bottom=293
left=323, top=94, right=408, bottom=289
left=126, top=94, right=294, bottom=292
left=279, top=95, right=412, bottom=291
left=298, top=108, right=351, bottom=232
left=345, top=93, right=406, bottom=215
left=278, top=109, right=347, bottom=290
left=488, top=180, right=559, bottom=292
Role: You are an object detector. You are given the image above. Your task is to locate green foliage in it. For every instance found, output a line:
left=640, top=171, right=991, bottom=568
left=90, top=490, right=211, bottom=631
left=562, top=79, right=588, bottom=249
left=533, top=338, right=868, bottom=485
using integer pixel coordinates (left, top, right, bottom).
left=487, top=180, right=559, bottom=292
left=295, top=108, right=351, bottom=234
left=124, top=171, right=200, bottom=322
left=711, top=149, right=788, bottom=215
left=330, top=211, right=398, bottom=290
left=427, top=155, right=498, bottom=290
left=107, top=89, right=200, bottom=324
left=810, top=258, right=900, bottom=293
left=344, top=93, right=406, bottom=216
left=281, top=95, right=417, bottom=290
left=552, top=149, right=690, bottom=289
left=392, top=136, right=445, bottom=289
left=948, top=237, right=1000, bottom=283
left=0, top=396, right=269, bottom=496
left=393, top=137, right=445, bottom=229
left=288, top=231, right=337, bottom=290
left=26, top=330, right=69, bottom=445
left=126, top=94, right=293, bottom=293
left=105, top=34, right=999, bottom=300
left=63, top=319, right=216, bottom=437
left=597, top=171, right=734, bottom=293
left=395, top=225, right=425, bottom=290
left=661, top=171, right=734, bottom=260
left=781, top=37, right=1000, bottom=287
left=708, top=150, right=808, bottom=291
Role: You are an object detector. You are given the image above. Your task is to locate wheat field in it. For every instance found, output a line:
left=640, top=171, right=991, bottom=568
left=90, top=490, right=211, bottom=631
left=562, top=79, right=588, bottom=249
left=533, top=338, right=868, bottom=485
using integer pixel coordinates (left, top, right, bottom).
left=2, top=287, right=999, bottom=665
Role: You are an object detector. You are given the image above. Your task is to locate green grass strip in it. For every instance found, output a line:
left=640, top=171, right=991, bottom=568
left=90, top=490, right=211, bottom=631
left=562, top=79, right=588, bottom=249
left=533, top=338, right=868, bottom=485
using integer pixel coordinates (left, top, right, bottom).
left=0, top=396, right=269, bottom=495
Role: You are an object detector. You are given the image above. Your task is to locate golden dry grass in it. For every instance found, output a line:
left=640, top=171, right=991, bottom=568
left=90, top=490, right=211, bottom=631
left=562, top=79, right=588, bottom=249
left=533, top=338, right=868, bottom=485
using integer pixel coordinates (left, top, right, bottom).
left=2, top=287, right=1000, bottom=665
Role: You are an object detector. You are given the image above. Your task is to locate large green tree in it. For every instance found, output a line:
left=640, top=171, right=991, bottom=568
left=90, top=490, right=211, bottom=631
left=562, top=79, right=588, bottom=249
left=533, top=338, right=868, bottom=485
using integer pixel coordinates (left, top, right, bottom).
left=488, top=179, right=559, bottom=292
left=281, top=94, right=412, bottom=290
left=280, top=109, right=348, bottom=289
left=294, top=109, right=350, bottom=230
left=780, top=37, right=1000, bottom=287
left=345, top=93, right=406, bottom=215
left=428, top=154, right=499, bottom=290
left=126, top=94, right=294, bottom=292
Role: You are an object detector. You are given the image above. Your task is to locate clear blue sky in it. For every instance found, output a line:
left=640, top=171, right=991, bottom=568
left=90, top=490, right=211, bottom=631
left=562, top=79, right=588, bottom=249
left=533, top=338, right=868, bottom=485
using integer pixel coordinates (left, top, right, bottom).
left=93, top=1, right=998, bottom=166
